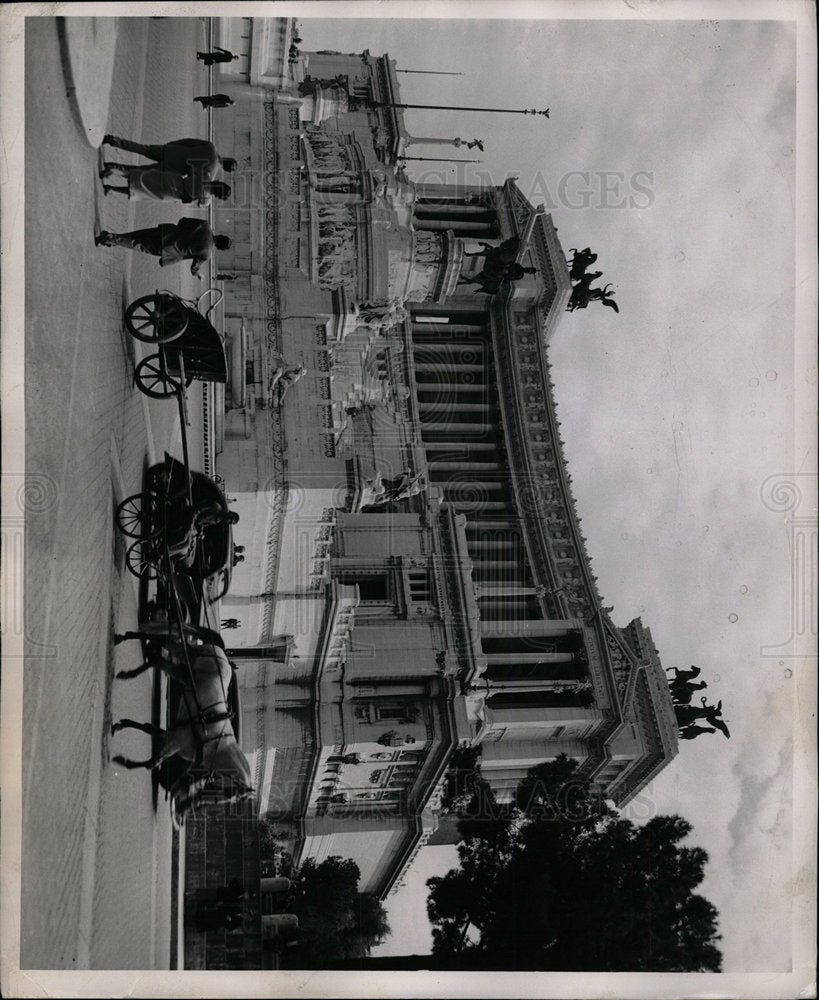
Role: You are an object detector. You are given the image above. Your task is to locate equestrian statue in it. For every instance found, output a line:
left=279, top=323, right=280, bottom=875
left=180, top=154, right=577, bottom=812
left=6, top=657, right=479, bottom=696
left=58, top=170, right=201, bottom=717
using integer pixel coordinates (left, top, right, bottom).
left=667, top=664, right=708, bottom=705
left=674, top=696, right=731, bottom=740
left=567, top=247, right=599, bottom=281
left=567, top=270, right=619, bottom=313
left=457, top=236, right=538, bottom=295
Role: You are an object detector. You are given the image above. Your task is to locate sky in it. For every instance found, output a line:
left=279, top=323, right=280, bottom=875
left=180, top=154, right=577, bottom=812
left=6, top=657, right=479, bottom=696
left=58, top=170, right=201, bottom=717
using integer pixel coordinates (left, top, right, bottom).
left=295, top=8, right=816, bottom=974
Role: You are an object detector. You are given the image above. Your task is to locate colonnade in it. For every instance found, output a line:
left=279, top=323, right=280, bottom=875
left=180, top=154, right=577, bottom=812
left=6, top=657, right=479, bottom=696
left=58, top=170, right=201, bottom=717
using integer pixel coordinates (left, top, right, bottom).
left=410, top=310, right=592, bottom=711
left=412, top=195, right=499, bottom=239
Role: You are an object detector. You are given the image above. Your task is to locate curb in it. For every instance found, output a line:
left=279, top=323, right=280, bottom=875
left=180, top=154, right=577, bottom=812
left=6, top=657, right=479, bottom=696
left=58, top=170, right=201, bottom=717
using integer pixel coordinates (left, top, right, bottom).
left=56, top=16, right=89, bottom=145
left=56, top=16, right=118, bottom=148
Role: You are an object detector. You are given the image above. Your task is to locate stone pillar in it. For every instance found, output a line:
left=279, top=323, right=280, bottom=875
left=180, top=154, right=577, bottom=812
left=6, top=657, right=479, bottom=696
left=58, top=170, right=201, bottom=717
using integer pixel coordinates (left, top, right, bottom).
left=479, top=619, right=578, bottom=635
left=414, top=361, right=486, bottom=373
left=412, top=328, right=487, bottom=342
left=414, top=218, right=495, bottom=233
left=418, top=401, right=492, bottom=414
left=484, top=652, right=576, bottom=666
left=477, top=584, right=539, bottom=597
left=430, top=461, right=503, bottom=473
left=421, top=421, right=495, bottom=434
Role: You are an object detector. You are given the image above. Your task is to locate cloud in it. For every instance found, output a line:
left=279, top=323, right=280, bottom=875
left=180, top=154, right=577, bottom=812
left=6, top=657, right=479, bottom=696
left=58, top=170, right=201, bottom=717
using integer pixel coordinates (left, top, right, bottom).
left=726, top=717, right=793, bottom=875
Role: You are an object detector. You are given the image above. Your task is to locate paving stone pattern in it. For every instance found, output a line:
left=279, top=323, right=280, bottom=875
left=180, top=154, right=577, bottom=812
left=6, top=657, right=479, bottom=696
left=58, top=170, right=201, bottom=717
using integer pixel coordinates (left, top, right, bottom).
left=21, top=16, right=210, bottom=969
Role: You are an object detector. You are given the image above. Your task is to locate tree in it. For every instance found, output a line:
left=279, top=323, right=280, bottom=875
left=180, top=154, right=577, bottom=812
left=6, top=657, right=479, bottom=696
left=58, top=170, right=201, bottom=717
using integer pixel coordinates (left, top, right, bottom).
left=258, top=818, right=292, bottom=878
left=281, top=856, right=391, bottom=968
left=440, top=746, right=482, bottom=814
left=427, top=755, right=722, bottom=972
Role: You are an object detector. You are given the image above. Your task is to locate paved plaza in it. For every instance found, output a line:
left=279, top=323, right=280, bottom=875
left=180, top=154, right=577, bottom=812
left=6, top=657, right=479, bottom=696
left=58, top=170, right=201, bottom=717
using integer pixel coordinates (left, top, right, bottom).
left=21, top=16, right=216, bottom=969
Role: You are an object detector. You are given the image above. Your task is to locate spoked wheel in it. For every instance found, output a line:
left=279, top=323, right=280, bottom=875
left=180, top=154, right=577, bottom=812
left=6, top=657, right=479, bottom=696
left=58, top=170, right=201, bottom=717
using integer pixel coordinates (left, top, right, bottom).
left=125, top=294, right=188, bottom=344
left=134, top=355, right=183, bottom=399
left=125, top=540, right=160, bottom=580
left=115, top=491, right=156, bottom=538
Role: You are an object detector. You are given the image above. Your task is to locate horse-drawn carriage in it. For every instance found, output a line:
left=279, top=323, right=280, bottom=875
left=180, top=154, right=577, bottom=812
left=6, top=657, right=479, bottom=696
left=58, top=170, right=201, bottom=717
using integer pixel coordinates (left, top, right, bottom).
left=112, top=291, right=252, bottom=824
left=115, top=453, right=235, bottom=624
left=113, top=622, right=253, bottom=828
left=123, top=288, right=228, bottom=399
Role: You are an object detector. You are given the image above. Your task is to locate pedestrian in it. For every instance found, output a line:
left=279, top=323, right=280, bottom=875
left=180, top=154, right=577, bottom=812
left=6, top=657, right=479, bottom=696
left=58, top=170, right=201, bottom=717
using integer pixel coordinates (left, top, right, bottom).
left=197, top=46, right=239, bottom=66
left=194, top=94, right=235, bottom=110
left=95, top=217, right=231, bottom=279
left=101, top=134, right=236, bottom=183
left=100, top=163, right=231, bottom=206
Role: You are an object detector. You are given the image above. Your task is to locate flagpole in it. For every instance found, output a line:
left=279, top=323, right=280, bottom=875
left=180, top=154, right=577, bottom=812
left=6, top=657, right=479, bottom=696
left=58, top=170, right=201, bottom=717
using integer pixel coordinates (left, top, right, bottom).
left=399, top=156, right=482, bottom=163
left=367, top=100, right=550, bottom=117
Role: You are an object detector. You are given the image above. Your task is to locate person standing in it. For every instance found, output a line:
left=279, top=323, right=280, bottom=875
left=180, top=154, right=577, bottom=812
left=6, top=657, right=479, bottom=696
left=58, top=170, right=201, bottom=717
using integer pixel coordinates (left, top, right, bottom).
left=100, top=134, right=236, bottom=183
left=100, top=163, right=231, bottom=206
left=94, top=218, right=231, bottom=278
left=194, top=94, right=235, bottom=109
left=197, top=46, right=239, bottom=66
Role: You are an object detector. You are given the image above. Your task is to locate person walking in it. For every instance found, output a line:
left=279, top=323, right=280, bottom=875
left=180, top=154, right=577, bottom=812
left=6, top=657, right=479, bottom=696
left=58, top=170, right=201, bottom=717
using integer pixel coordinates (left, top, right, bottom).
left=100, top=134, right=236, bottom=182
left=197, top=46, right=239, bottom=66
left=94, top=218, right=231, bottom=278
left=194, top=94, right=235, bottom=109
left=100, top=163, right=231, bottom=206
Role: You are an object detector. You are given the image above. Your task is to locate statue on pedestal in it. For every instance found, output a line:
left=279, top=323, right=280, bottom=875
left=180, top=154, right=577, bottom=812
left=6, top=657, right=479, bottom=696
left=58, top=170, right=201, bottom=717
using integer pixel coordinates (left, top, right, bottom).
left=457, top=236, right=538, bottom=295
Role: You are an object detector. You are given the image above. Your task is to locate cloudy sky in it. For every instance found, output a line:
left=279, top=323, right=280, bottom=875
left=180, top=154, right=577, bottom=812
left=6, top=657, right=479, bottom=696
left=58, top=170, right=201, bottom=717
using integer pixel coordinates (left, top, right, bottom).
left=300, top=5, right=815, bottom=974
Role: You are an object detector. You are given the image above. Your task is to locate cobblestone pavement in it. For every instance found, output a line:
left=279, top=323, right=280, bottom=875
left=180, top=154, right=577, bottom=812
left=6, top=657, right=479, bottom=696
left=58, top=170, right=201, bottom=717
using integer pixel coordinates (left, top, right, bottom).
left=21, top=16, right=212, bottom=969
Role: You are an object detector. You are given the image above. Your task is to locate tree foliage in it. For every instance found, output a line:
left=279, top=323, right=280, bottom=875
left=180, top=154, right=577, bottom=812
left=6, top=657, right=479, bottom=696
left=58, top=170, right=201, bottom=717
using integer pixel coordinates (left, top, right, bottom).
left=281, top=856, right=391, bottom=967
left=427, top=754, right=722, bottom=972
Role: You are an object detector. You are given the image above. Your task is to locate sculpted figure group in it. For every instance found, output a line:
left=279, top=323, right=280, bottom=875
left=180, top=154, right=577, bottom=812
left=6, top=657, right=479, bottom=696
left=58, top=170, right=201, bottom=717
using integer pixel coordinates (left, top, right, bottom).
left=667, top=665, right=731, bottom=740
left=566, top=247, right=619, bottom=313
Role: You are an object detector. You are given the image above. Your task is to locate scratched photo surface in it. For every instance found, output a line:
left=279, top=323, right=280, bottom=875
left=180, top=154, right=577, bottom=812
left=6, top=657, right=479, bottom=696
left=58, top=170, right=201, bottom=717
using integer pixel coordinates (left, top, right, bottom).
left=1, top=3, right=815, bottom=998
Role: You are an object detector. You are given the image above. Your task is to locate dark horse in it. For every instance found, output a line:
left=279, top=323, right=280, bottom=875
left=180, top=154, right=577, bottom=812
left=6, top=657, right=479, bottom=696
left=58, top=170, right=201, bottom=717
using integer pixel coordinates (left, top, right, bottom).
left=567, top=247, right=598, bottom=281
left=567, top=272, right=619, bottom=313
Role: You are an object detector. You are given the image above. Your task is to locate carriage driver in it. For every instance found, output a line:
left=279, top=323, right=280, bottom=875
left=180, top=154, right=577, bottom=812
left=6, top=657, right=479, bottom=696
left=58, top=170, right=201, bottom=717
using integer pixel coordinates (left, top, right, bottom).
left=163, top=499, right=239, bottom=565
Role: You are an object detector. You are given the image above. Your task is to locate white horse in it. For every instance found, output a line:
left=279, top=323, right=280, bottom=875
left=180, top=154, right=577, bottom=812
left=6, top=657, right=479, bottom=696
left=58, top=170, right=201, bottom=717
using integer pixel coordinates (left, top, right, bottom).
left=111, top=622, right=254, bottom=823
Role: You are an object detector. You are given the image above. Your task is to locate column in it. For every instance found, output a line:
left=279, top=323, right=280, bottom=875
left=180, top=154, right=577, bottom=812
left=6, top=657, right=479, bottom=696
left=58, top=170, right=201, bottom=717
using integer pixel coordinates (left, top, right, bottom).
left=412, top=323, right=487, bottom=338
left=418, top=401, right=493, bottom=414
left=477, top=584, right=539, bottom=597
left=414, top=219, right=495, bottom=233
left=421, top=421, right=495, bottom=435
left=414, top=361, right=486, bottom=374
left=467, top=536, right=521, bottom=551
left=430, top=462, right=503, bottom=475
left=479, top=619, right=580, bottom=637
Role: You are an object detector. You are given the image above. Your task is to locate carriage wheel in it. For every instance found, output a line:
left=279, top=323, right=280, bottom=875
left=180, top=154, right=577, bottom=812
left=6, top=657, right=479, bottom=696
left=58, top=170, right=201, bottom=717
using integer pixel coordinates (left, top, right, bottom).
left=125, top=540, right=160, bottom=580
left=115, top=492, right=157, bottom=539
left=134, top=355, right=182, bottom=399
left=125, top=294, right=188, bottom=344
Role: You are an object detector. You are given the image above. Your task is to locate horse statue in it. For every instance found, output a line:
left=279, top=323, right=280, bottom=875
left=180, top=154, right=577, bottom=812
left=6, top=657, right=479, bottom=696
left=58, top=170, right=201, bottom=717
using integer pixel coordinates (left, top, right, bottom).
left=667, top=665, right=702, bottom=684
left=567, top=272, right=619, bottom=313
left=679, top=725, right=719, bottom=740
left=668, top=665, right=708, bottom=705
left=457, top=236, right=538, bottom=295
left=671, top=677, right=708, bottom=705
left=111, top=622, right=254, bottom=824
left=675, top=697, right=730, bottom=740
left=567, top=247, right=599, bottom=281
left=674, top=696, right=722, bottom=729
